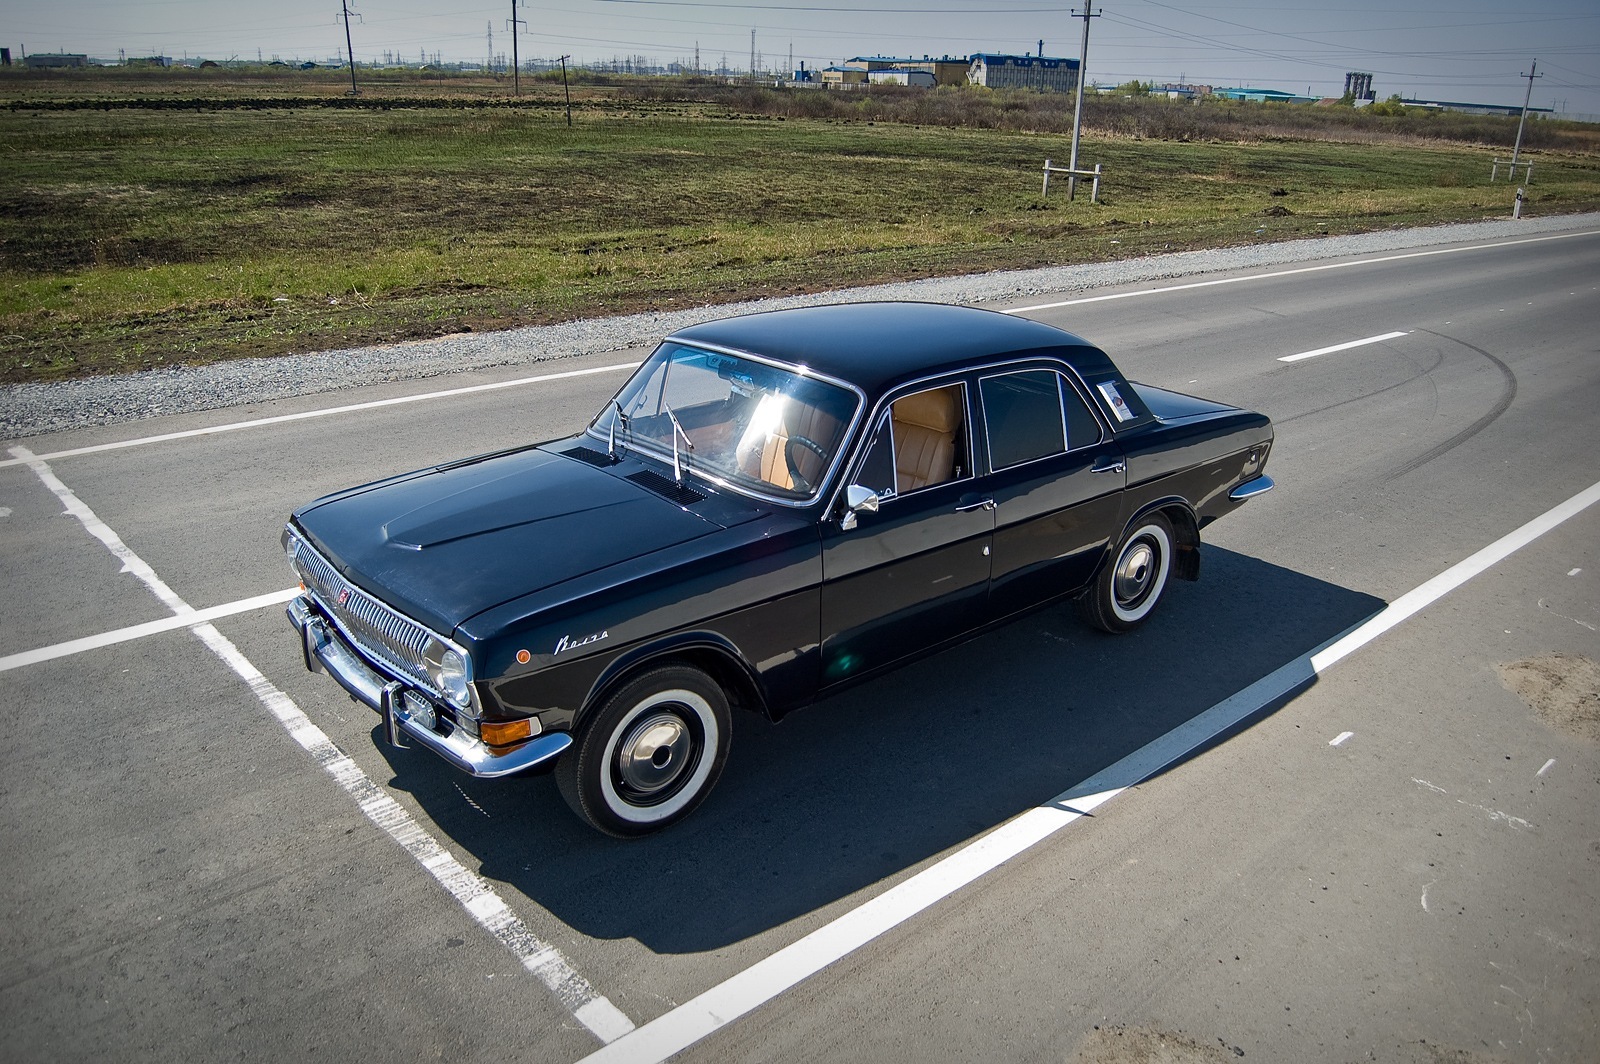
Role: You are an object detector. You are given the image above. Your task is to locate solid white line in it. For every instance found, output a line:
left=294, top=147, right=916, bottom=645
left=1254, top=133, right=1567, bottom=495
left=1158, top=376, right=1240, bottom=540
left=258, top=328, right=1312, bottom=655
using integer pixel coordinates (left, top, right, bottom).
left=10, top=446, right=635, bottom=1045
left=0, top=362, right=636, bottom=470
left=1001, top=229, right=1600, bottom=315
left=1278, top=331, right=1410, bottom=364
left=579, top=473, right=1600, bottom=1064
left=1330, top=731, right=1355, bottom=747
left=0, top=587, right=300, bottom=674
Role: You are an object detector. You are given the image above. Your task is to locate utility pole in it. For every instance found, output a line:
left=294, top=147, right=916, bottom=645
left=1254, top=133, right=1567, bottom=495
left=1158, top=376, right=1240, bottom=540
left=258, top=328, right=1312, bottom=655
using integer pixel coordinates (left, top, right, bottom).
left=1510, top=59, right=1541, bottom=169
left=338, top=0, right=360, bottom=95
left=559, top=56, right=572, bottom=126
left=507, top=0, right=524, bottom=96
left=694, top=41, right=700, bottom=76
left=486, top=22, right=493, bottom=72
left=1067, top=7, right=1100, bottom=199
left=750, top=29, right=756, bottom=79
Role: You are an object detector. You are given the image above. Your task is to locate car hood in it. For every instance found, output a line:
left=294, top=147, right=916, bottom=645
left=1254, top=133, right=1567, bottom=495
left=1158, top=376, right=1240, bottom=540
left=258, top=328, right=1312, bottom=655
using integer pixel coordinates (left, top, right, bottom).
left=293, top=446, right=735, bottom=635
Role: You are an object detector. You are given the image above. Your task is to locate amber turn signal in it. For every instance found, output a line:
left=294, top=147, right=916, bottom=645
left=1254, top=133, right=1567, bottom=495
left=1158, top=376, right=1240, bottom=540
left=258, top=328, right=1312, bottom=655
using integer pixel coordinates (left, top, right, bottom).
left=479, top=718, right=537, bottom=746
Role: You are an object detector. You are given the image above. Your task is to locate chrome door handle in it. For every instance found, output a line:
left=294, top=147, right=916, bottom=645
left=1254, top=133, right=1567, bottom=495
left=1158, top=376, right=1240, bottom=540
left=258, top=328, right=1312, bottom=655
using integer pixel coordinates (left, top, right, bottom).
left=955, top=497, right=995, bottom=512
left=1091, top=458, right=1126, bottom=474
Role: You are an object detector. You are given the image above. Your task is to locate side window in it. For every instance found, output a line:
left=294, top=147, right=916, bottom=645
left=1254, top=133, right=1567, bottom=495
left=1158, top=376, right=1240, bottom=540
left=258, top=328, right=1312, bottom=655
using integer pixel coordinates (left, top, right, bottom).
left=855, top=412, right=898, bottom=498
left=982, top=370, right=1066, bottom=469
left=853, top=383, right=970, bottom=498
left=1061, top=377, right=1104, bottom=451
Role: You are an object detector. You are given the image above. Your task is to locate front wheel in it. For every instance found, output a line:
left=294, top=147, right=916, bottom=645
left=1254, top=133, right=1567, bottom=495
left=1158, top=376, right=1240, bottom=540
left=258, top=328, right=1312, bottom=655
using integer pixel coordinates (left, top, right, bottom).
left=1078, top=513, right=1175, bottom=633
left=556, top=664, right=730, bottom=838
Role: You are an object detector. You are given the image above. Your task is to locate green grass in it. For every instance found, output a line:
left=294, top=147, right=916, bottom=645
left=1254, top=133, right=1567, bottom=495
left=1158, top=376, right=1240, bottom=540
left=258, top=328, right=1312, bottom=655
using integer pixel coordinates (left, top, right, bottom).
left=4, top=75, right=1599, bottom=383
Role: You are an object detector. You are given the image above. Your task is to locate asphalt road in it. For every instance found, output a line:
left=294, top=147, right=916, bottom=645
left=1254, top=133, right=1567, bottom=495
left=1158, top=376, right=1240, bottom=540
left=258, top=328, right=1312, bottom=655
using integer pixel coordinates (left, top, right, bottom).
left=2, top=224, right=1597, bottom=1064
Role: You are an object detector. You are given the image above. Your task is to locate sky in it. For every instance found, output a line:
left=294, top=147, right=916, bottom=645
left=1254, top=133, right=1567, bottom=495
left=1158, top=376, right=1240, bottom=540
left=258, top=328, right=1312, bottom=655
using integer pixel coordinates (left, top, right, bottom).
left=7, top=0, right=1599, bottom=115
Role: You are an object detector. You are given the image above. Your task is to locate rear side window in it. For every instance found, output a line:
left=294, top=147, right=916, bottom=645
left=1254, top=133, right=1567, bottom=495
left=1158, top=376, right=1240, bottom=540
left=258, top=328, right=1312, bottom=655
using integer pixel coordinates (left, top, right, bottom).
left=981, top=369, right=1102, bottom=470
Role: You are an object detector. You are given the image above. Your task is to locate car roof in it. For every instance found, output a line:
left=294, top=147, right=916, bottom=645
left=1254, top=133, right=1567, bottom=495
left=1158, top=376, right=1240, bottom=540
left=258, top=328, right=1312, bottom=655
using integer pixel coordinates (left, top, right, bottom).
left=667, top=302, right=1108, bottom=398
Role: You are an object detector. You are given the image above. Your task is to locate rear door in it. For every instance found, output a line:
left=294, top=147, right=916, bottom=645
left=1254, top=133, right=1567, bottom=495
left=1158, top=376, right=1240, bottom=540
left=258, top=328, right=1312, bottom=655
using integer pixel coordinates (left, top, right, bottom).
left=978, top=365, right=1127, bottom=621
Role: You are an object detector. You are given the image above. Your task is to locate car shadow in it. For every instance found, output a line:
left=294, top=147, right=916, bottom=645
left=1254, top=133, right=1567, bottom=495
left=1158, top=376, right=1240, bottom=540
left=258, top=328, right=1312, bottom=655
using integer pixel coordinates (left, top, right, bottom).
left=374, top=545, right=1382, bottom=954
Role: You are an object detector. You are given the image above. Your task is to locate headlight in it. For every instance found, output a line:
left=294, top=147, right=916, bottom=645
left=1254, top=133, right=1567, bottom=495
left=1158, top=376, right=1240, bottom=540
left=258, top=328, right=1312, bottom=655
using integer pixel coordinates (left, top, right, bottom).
left=425, top=641, right=475, bottom=713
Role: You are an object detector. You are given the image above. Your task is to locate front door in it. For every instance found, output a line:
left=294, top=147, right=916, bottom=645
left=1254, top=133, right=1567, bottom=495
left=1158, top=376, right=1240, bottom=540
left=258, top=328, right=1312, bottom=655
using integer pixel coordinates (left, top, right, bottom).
left=819, top=382, right=992, bottom=687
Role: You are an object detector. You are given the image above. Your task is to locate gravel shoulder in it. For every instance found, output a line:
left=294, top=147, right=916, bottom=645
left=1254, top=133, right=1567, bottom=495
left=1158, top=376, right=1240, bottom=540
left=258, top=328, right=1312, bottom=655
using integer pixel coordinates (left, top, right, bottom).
left=4, top=212, right=1596, bottom=440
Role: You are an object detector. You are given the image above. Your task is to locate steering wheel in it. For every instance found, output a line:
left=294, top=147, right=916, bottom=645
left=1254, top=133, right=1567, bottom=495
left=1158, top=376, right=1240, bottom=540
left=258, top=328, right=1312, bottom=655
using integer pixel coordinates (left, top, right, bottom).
left=784, top=435, right=828, bottom=494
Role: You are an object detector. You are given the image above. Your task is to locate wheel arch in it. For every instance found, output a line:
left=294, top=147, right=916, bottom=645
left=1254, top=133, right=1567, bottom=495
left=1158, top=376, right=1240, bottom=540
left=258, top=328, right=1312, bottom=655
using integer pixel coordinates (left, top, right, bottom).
left=1120, top=496, right=1201, bottom=583
left=579, top=632, right=770, bottom=730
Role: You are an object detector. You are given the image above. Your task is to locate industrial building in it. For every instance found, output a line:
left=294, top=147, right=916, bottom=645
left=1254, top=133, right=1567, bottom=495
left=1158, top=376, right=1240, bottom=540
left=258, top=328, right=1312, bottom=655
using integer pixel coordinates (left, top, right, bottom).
left=967, top=53, right=1080, bottom=93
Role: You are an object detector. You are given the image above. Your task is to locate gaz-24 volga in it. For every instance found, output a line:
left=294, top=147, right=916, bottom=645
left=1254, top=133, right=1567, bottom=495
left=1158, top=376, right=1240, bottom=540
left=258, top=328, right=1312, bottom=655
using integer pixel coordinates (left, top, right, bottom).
left=284, top=302, right=1274, bottom=836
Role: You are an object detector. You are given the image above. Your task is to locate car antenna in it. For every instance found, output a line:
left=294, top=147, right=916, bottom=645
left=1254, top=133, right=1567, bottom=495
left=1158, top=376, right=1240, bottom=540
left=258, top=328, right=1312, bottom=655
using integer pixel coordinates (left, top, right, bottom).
left=662, top=403, right=694, bottom=485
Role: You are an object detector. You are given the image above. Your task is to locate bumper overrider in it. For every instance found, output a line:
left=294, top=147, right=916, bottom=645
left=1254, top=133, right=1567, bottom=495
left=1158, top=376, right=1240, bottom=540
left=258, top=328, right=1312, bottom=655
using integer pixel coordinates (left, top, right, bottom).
left=286, top=595, right=570, bottom=778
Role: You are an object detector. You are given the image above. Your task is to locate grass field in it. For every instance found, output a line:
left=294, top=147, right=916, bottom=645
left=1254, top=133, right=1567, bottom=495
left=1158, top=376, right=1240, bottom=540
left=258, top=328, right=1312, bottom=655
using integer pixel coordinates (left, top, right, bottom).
left=4, top=68, right=1598, bottom=384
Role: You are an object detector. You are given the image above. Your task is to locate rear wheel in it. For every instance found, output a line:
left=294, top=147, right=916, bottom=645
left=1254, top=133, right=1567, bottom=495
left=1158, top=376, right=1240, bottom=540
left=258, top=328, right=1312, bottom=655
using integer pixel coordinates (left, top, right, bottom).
left=1078, top=512, right=1175, bottom=633
left=556, top=664, right=730, bottom=838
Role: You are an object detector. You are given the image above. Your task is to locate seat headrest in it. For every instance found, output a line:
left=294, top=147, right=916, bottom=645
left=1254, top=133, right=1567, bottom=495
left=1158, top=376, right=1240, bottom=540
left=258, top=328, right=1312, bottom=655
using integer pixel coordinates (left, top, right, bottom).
left=892, top=388, right=961, bottom=434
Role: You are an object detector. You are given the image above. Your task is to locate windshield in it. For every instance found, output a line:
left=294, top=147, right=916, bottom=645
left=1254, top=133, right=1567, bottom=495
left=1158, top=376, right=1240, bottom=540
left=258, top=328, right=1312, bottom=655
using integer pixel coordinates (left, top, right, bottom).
left=591, top=342, right=860, bottom=501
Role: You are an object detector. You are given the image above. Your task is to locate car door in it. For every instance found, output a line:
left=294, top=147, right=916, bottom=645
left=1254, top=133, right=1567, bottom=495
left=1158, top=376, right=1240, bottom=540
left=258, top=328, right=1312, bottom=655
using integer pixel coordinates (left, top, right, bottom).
left=819, top=379, right=993, bottom=687
left=978, top=364, right=1127, bottom=622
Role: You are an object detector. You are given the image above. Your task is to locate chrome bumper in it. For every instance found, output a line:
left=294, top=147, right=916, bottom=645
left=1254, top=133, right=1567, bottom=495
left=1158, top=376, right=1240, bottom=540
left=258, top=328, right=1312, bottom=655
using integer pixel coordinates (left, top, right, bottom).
left=1229, top=474, right=1275, bottom=501
left=286, top=596, right=570, bottom=778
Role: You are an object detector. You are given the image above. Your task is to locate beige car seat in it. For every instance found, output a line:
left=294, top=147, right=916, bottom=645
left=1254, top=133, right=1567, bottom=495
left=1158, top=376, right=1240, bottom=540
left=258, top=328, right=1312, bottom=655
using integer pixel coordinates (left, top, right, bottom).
left=891, top=387, right=961, bottom=492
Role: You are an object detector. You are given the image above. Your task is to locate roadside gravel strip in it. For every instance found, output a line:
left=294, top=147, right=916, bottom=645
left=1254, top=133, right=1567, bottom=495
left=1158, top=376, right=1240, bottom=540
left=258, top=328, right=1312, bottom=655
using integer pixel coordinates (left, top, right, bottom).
left=4, top=212, right=1596, bottom=439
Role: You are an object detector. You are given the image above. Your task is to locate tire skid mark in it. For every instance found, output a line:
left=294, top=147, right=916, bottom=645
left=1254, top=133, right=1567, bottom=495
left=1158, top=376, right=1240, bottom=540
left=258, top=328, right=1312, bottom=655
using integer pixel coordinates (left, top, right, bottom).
left=1274, top=345, right=1445, bottom=427
left=1385, top=330, right=1518, bottom=481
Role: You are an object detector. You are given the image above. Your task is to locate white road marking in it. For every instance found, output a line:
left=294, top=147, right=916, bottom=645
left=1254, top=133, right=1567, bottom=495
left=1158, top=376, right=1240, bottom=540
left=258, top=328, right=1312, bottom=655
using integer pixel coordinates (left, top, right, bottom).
left=0, top=362, right=636, bottom=470
left=1569, top=568, right=1583, bottom=577
left=580, top=473, right=1600, bottom=1064
left=1538, top=759, right=1557, bottom=777
left=1413, top=778, right=1449, bottom=794
left=0, top=587, right=299, bottom=674
left=1002, top=229, right=1600, bottom=315
left=1330, top=731, right=1354, bottom=746
left=8, top=230, right=1597, bottom=474
left=9, top=446, right=635, bottom=1046
left=1278, top=331, right=1410, bottom=364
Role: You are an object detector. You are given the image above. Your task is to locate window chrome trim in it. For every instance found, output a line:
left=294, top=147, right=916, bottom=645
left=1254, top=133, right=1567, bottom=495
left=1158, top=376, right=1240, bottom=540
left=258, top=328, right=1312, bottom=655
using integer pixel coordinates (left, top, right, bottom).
left=584, top=339, right=867, bottom=509
left=857, top=379, right=975, bottom=503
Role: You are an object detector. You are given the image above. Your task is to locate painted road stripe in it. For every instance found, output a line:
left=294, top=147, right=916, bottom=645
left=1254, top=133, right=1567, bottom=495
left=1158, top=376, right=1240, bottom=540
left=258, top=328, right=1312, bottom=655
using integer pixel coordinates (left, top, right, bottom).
left=1002, top=228, right=1600, bottom=315
left=1278, top=331, right=1410, bottom=363
left=0, top=587, right=299, bottom=674
left=0, top=361, right=636, bottom=470
left=580, top=474, right=1600, bottom=1064
left=8, top=230, right=1597, bottom=474
left=9, top=445, right=636, bottom=1046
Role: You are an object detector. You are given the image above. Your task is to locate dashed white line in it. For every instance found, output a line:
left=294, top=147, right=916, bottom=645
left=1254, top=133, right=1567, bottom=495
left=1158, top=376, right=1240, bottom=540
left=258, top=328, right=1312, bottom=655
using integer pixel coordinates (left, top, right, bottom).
left=1329, top=731, right=1355, bottom=746
left=1538, top=759, right=1557, bottom=777
left=580, top=472, right=1600, bottom=1064
left=1278, top=331, right=1410, bottom=364
left=0, top=361, right=636, bottom=470
left=9, top=445, right=635, bottom=1046
left=0, top=587, right=299, bottom=674
left=1001, top=229, right=1600, bottom=315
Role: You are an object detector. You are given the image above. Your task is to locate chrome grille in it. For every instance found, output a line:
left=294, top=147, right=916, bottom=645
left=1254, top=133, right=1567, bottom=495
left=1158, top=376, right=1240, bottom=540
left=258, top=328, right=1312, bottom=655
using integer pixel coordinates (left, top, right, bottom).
left=288, top=529, right=439, bottom=695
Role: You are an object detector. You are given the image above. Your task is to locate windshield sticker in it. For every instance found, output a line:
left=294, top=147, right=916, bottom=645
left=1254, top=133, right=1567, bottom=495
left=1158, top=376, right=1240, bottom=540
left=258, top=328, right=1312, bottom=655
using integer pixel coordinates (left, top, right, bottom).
left=1097, top=381, right=1137, bottom=423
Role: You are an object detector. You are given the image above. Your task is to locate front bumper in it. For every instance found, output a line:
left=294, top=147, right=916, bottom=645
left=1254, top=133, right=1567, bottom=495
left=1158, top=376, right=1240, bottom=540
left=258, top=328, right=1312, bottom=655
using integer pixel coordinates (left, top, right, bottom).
left=286, top=595, right=570, bottom=778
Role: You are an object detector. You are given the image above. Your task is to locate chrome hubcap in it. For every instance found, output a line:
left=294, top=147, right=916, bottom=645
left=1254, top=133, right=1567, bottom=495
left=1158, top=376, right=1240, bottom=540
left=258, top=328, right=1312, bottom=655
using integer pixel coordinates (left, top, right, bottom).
left=616, top=711, right=694, bottom=798
left=1114, top=540, right=1156, bottom=607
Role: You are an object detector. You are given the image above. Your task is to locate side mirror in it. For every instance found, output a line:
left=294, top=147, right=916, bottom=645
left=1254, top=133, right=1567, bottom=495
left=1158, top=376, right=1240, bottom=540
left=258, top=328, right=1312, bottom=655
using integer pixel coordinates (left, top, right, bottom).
left=839, top=485, right=881, bottom=531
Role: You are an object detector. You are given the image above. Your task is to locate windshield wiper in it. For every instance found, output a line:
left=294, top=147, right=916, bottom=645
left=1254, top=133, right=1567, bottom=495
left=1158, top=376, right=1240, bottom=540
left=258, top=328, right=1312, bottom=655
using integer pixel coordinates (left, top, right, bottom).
left=662, top=402, right=694, bottom=486
left=607, top=399, right=629, bottom=461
